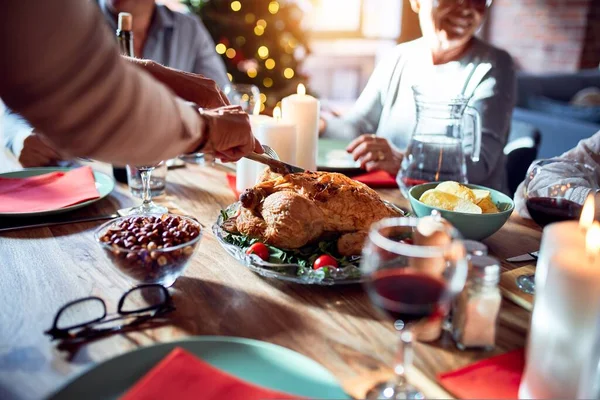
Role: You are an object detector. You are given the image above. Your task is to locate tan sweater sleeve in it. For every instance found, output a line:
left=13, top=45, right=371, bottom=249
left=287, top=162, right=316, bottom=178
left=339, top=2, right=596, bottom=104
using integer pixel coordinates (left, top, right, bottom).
left=0, top=0, right=203, bottom=166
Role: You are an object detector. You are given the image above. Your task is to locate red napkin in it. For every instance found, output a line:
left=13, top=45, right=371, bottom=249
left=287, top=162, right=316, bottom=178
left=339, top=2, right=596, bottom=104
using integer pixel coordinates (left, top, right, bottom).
left=0, top=166, right=100, bottom=213
left=226, top=173, right=241, bottom=199
left=122, top=347, right=300, bottom=400
left=227, top=170, right=397, bottom=196
left=353, top=170, right=397, bottom=188
left=437, top=349, right=525, bottom=399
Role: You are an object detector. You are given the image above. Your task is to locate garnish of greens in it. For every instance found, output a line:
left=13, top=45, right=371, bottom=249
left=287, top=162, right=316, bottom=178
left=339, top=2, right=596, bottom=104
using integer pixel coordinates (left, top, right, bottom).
left=219, top=209, right=361, bottom=280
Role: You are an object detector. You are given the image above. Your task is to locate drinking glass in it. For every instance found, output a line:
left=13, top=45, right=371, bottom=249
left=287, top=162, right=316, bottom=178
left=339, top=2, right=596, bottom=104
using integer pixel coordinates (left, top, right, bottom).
left=127, top=163, right=167, bottom=198
left=223, top=83, right=261, bottom=114
left=518, top=159, right=598, bottom=294
left=127, top=162, right=168, bottom=215
left=361, top=217, right=468, bottom=399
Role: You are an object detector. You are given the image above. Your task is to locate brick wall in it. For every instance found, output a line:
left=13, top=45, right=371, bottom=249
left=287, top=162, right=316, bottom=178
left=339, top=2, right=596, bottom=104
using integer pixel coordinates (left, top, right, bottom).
left=486, top=0, right=599, bottom=73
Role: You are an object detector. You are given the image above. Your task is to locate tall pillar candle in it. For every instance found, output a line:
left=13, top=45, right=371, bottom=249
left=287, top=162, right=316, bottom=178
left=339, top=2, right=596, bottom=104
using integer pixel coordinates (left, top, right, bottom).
left=281, top=84, right=320, bottom=171
left=520, top=196, right=600, bottom=399
left=236, top=114, right=273, bottom=194
left=253, top=107, right=296, bottom=167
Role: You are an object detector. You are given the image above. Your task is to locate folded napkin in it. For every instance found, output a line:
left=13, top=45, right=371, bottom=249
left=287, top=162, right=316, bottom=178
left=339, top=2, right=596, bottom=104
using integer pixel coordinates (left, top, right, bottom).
left=0, top=166, right=100, bottom=213
left=437, top=349, right=525, bottom=399
left=353, top=170, right=397, bottom=188
left=122, top=347, right=300, bottom=400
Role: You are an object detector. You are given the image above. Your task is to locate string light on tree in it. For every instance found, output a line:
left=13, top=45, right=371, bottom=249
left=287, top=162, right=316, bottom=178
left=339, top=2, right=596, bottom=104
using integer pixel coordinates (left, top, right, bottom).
left=268, top=1, right=280, bottom=14
left=245, top=13, right=255, bottom=23
left=256, top=19, right=267, bottom=28
left=257, top=46, right=269, bottom=59
left=283, top=68, right=294, bottom=79
left=265, top=58, right=275, bottom=69
left=263, top=77, right=273, bottom=88
left=225, top=48, right=237, bottom=59
left=230, top=0, right=241, bottom=11
left=254, top=25, right=265, bottom=36
left=247, top=68, right=258, bottom=78
left=215, top=43, right=226, bottom=54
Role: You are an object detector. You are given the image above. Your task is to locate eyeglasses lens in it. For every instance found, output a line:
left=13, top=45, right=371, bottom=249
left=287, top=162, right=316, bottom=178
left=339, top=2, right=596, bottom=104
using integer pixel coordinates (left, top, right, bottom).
left=120, top=285, right=168, bottom=314
left=56, top=298, right=106, bottom=330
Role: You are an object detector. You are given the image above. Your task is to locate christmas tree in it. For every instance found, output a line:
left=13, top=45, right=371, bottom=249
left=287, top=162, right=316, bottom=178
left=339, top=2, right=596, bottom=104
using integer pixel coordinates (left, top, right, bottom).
left=185, top=0, right=311, bottom=112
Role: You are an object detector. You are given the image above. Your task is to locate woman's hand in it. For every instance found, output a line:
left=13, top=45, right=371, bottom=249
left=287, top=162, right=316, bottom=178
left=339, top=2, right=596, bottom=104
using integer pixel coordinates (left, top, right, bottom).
left=197, top=105, right=263, bottom=162
left=347, top=134, right=403, bottom=175
left=18, top=132, right=65, bottom=167
left=128, top=58, right=230, bottom=109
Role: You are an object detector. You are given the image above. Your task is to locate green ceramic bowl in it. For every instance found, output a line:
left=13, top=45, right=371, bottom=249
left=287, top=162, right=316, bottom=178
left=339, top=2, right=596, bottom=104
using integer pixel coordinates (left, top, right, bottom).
left=408, top=182, right=515, bottom=240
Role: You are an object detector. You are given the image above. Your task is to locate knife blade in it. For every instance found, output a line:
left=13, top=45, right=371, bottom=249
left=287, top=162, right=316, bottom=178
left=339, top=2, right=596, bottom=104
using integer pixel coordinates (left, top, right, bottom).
left=0, top=213, right=120, bottom=233
left=506, top=251, right=539, bottom=263
left=244, top=152, right=305, bottom=175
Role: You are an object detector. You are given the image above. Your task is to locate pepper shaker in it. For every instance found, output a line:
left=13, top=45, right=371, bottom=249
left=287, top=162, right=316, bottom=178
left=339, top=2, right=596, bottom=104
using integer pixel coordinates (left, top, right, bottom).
left=452, top=255, right=501, bottom=351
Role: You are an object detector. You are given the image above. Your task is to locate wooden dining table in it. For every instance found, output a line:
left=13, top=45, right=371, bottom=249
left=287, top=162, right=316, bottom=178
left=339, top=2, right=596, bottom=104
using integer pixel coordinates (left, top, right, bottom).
left=0, top=161, right=541, bottom=400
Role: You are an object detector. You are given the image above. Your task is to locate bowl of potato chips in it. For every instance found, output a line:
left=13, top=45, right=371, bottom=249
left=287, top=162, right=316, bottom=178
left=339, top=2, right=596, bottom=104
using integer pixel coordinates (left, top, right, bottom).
left=408, top=181, right=514, bottom=240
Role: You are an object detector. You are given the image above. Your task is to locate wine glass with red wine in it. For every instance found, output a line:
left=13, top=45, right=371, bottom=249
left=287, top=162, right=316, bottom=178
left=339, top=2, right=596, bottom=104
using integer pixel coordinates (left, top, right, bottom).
left=518, top=159, right=598, bottom=293
left=524, top=159, right=597, bottom=227
left=361, top=217, right=468, bottom=399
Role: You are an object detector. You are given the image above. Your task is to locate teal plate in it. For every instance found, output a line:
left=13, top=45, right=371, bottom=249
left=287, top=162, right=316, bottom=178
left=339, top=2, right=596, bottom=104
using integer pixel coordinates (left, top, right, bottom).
left=317, top=138, right=362, bottom=174
left=0, top=167, right=115, bottom=218
left=49, top=336, right=349, bottom=400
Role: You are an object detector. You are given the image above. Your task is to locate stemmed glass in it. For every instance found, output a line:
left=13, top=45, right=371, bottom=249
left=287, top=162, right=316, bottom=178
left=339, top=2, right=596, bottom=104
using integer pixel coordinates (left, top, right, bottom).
left=361, top=217, right=468, bottom=399
left=517, top=158, right=598, bottom=293
left=223, top=83, right=261, bottom=114
left=127, top=162, right=168, bottom=215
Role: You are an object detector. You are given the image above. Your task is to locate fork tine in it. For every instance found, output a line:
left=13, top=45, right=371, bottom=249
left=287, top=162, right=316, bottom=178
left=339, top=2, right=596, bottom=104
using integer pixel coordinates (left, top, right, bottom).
left=262, top=145, right=280, bottom=160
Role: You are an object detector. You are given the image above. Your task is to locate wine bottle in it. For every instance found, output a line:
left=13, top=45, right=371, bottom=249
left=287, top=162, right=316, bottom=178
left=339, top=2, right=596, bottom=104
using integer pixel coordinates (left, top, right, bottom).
left=112, top=12, right=134, bottom=184
left=116, top=12, right=134, bottom=57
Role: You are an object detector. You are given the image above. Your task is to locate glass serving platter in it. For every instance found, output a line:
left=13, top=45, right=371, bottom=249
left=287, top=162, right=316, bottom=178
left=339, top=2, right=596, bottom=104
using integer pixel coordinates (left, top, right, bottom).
left=212, top=201, right=404, bottom=285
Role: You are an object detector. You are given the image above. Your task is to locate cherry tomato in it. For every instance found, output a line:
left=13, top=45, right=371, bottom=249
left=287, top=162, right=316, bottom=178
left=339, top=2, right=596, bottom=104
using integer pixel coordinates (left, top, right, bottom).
left=246, top=243, right=269, bottom=261
left=313, top=255, right=339, bottom=270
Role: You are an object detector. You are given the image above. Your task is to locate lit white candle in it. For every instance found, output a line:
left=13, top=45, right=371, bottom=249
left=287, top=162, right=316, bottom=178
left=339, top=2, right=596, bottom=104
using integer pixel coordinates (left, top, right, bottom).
left=520, top=195, right=600, bottom=399
left=236, top=112, right=273, bottom=194
left=254, top=107, right=296, bottom=166
left=281, top=84, right=320, bottom=171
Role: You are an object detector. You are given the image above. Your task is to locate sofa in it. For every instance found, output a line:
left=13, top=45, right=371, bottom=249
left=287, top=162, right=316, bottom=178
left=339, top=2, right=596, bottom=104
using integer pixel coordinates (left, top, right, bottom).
left=512, top=69, right=600, bottom=159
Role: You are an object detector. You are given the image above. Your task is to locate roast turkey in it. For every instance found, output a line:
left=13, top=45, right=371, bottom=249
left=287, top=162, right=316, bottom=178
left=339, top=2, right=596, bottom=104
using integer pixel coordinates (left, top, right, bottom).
left=225, top=170, right=401, bottom=255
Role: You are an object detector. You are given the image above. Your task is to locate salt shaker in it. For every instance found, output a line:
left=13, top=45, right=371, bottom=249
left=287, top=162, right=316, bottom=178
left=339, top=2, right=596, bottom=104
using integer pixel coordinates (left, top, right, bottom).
left=452, top=255, right=501, bottom=350
left=463, top=240, right=488, bottom=257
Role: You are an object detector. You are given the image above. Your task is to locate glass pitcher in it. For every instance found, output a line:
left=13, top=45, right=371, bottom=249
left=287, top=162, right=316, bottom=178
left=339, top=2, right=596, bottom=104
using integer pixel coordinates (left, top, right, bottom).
left=398, top=85, right=481, bottom=197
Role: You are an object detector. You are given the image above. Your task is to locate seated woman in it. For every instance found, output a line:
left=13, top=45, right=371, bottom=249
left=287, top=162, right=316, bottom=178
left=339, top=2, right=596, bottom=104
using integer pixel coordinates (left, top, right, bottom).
left=321, top=0, right=516, bottom=192
left=515, top=130, right=600, bottom=218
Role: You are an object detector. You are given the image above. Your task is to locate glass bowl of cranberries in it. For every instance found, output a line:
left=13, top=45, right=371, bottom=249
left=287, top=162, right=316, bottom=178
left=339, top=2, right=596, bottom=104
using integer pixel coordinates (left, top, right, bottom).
left=95, top=214, right=202, bottom=287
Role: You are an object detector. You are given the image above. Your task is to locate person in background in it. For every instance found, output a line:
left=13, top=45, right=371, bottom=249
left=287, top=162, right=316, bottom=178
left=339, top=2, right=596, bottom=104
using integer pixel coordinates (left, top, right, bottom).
left=0, top=0, right=261, bottom=167
left=321, top=0, right=515, bottom=192
left=3, top=0, right=230, bottom=167
left=98, top=0, right=229, bottom=88
left=515, top=130, right=600, bottom=218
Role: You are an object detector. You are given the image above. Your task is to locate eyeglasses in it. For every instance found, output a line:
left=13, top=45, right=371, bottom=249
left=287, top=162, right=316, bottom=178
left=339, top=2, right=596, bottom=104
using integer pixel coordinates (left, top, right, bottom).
left=45, top=284, right=175, bottom=344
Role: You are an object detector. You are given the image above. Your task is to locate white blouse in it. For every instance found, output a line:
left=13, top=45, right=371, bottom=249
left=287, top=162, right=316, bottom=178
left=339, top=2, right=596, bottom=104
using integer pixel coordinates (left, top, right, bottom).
left=323, top=37, right=516, bottom=192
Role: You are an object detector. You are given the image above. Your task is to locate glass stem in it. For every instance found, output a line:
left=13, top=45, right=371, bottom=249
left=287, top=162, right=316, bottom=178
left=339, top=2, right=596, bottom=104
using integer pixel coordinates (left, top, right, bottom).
left=393, top=328, right=414, bottom=388
left=140, top=168, right=153, bottom=208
